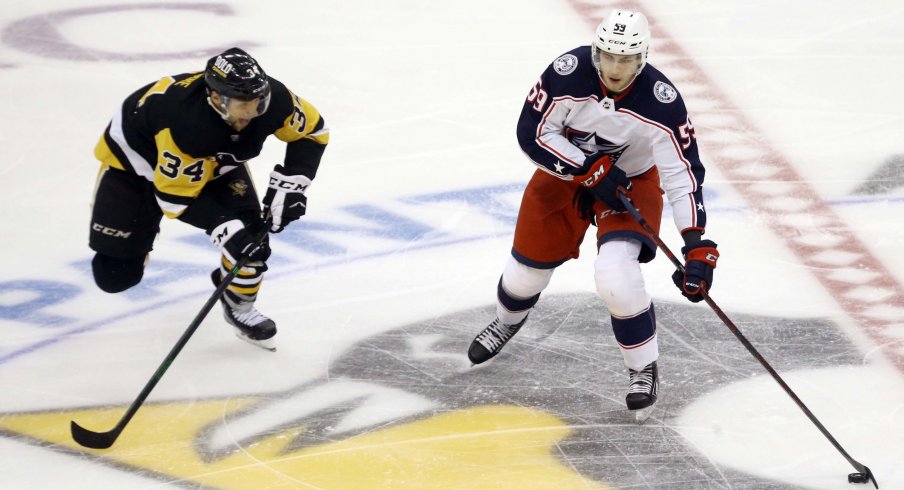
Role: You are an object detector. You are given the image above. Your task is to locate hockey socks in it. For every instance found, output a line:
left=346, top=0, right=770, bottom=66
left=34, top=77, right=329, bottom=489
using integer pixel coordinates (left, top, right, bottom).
left=611, top=302, right=658, bottom=371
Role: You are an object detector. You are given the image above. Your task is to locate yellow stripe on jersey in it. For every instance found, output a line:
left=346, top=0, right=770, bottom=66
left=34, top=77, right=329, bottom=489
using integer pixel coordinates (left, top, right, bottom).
left=274, top=91, right=330, bottom=145
left=153, top=128, right=217, bottom=218
left=138, top=76, right=176, bottom=108
left=93, top=134, right=126, bottom=171
left=174, top=72, right=203, bottom=88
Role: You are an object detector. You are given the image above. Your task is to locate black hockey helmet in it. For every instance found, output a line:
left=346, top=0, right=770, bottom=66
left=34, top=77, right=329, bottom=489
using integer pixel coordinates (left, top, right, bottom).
left=204, top=47, right=271, bottom=114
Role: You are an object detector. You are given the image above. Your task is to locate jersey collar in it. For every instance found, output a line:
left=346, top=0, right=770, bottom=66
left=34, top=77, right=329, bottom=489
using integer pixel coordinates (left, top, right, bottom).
left=598, top=76, right=636, bottom=102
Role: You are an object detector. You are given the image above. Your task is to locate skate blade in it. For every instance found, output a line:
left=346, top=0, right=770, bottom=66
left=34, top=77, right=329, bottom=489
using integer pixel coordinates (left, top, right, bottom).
left=631, top=404, right=655, bottom=424
left=233, top=329, right=276, bottom=352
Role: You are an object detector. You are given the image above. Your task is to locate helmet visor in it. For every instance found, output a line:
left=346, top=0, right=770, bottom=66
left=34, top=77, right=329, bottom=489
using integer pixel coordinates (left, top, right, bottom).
left=592, top=45, right=644, bottom=93
left=222, top=91, right=271, bottom=118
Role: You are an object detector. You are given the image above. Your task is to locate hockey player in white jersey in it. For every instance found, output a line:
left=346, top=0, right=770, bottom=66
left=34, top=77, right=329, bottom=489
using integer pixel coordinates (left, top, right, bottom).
left=468, top=10, right=720, bottom=420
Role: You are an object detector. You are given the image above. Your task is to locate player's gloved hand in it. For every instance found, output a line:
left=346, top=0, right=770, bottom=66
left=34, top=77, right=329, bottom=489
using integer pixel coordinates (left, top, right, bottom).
left=208, top=218, right=271, bottom=263
left=671, top=237, right=719, bottom=303
left=262, top=165, right=312, bottom=233
left=573, top=151, right=632, bottom=212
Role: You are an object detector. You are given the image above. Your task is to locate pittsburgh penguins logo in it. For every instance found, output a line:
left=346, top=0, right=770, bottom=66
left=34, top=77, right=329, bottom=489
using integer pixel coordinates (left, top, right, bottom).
left=0, top=295, right=865, bottom=488
left=228, top=179, right=248, bottom=197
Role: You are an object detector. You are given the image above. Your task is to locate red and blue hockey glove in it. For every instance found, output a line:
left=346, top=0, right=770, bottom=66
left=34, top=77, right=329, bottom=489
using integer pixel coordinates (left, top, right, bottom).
left=573, top=151, right=632, bottom=212
left=671, top=239, right=719, bottom=303
left=262, top=165, right=311, bottom=233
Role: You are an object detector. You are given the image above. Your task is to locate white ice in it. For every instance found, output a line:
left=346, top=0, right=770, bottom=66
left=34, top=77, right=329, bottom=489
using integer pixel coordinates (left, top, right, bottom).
left=1, top=0, right=902, bottom=488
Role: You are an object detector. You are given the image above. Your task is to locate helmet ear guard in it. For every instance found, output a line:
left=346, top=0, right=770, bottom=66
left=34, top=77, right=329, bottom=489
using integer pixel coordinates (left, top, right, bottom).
left=592, top=10, right=651, bottom=80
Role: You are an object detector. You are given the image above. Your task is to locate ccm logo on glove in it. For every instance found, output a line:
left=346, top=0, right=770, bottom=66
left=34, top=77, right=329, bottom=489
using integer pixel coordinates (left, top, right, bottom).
left=672, top=239, right=719, bottom=303
left=263, top=166, right=312, bottom=233
left=581, top=164, right=609, bottom=188
left=208, top=219, right=271, bottom=263
left=573, top=151, right=633, bottom=212
left=270, top=176, right=309, bottom=192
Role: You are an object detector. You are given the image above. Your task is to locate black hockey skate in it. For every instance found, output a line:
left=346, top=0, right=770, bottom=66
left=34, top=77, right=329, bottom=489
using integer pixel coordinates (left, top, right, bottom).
left=626, top=361, right=658, bottom=422
left=467, top=316, right=527, bottom=365
left=211, top=270, right=277, bottom=351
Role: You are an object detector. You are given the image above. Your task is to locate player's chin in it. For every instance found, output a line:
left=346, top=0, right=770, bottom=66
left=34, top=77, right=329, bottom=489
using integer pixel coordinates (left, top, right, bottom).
left=606, top=78, right=625, bottom=91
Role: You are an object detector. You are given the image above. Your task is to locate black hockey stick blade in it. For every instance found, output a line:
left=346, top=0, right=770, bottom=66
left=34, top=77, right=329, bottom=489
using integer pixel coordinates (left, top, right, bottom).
left=69, top=226, right=268, bottom=449
left=615, top=189, right=879, bottom=488
left=70, top=420, right=120, bottom=449
left=849, top=465, right=879, bottom=488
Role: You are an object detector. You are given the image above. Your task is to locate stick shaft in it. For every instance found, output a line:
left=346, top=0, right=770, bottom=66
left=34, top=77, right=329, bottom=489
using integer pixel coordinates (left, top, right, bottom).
left=616, top=190, right=874, bottom=479
left=71, top=249, right=256, bottom=449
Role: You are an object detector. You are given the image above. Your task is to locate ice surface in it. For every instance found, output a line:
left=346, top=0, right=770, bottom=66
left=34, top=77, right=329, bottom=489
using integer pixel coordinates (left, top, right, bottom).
left=1, top=0, right=902, bottom=488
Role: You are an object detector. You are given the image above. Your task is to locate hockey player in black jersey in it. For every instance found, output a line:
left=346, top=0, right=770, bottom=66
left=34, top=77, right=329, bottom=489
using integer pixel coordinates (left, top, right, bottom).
left=468, top=10, right=720, bottom=421
left=89, top=47, right=329, bottom=350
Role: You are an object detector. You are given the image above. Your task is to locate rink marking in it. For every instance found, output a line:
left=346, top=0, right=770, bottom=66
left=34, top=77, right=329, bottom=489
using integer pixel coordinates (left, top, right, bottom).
left=568, top=0, right=904, bottom=372
left=1, top=192, right=899, bottom=367
left=0, top=231, right=513, bottom=366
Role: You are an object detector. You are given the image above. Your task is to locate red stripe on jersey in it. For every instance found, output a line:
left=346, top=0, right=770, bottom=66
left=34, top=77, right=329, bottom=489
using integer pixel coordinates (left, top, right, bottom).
left=617, top=108, right=698, bottom=192
left=685, top=193, right=698, bottom=228
left=536, top=95, right=599, bottom=167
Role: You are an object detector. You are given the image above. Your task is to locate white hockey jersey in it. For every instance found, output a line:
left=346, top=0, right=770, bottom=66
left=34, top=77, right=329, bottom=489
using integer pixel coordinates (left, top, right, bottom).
left=516, top=46, right=706, bottom=233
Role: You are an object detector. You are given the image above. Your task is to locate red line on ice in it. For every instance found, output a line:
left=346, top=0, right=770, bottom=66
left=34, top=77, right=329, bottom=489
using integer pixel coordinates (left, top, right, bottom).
left=567, top=0, right=904, bottom=372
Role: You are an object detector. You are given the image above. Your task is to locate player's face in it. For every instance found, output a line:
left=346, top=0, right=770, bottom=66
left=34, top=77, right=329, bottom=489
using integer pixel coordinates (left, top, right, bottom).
left=223, top=97, right=266, bottom=131
left=597, top=52, right=643, bottom=93
left=211, top=92, right=268, bottom=131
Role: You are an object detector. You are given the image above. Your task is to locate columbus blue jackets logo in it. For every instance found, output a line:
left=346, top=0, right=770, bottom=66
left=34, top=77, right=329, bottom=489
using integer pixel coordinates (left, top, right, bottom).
left=565, top=128, right=628, bottom=162
left=653, top=81, right=678, bottom=103
left=553, top=54, right=578, bottom=75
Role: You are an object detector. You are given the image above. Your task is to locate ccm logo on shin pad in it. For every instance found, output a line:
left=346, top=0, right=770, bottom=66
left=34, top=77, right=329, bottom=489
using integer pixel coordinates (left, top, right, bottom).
left=92, top=223, right=132, bottom=238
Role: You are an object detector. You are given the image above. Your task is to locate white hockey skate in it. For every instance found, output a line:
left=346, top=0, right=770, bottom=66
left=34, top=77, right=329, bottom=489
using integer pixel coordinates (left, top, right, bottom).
left=211, top=270, right=277, bottom=352
left=626, top=361, right=658, bottom=423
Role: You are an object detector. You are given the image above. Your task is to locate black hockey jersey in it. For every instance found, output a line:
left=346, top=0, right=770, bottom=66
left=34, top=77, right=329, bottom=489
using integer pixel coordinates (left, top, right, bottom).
left=94, top=71, right=328, bottom=225
left=516, top=46, right=706, bottom=233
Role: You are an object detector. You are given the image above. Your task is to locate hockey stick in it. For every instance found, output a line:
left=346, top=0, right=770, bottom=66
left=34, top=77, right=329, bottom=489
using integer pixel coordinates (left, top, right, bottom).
left=70, top=228, right=269, bottom=450
left=616, top=189, right=878, bottom=488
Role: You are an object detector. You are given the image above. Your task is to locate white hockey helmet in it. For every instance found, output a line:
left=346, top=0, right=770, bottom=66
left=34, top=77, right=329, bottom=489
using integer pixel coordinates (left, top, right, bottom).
left=592, top=10, right=651, bottom=78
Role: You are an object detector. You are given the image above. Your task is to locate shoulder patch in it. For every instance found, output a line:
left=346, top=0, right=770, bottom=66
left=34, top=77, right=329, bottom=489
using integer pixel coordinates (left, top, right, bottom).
left=653, top=81, right=677, bottom=103
left=553, top=54, right=578, bottom=75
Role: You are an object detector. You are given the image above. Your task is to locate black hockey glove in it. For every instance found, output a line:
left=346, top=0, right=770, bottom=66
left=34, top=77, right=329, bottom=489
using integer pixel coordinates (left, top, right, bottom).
left=671, top=238, right=719, bottom=303
left=262, top=165, right=311, bottom=233
left=574, top=151, right=632, bottom=212
left=208, top=219, right=271, bottom=264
